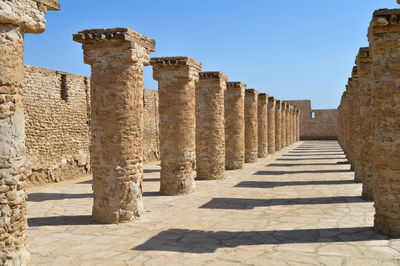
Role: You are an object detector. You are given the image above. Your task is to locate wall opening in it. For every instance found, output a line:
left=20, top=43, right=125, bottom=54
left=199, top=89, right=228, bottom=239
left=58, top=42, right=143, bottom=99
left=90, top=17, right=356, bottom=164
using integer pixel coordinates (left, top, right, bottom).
left=60, top=73, right=68, bottom=101
left=312, top=111, right=315, bottom=119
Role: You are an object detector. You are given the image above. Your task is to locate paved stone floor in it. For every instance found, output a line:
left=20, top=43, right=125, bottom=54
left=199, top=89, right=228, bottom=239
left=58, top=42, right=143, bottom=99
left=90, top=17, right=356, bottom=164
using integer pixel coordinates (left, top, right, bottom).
left=27, top=141, right=400, bottom=265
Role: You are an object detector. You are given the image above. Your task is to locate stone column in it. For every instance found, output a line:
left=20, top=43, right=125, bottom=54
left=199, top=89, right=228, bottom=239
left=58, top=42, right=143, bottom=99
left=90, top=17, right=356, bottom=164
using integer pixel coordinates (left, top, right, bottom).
left=244, top=89, right=259, bottom=163
left=275, top=100, right=282, bottom=151
left=293, top=108, right=297, bottom=143
left=287, top=106, right=293, bottom=145
left=355, top=47, right=374, bottom=200
left=268, top=97, right=276, bottom=154
left=286, top=105, right=291, bottom=146
left=351, top=66, right=362, bottom=182
left=368, top=9, right=400, bottom=236
left=74, top=28, right=155, bottom=223
left=296, top=109, right=300, bottom=141
left=196, top=72, right=227, bottom=180
left=281, top=103, right=287, bottom=148
left=257, top=93, right=268, bottom=158
left=0, top=1, right=59, bottom=264
left=225, top=82, right=246, bottom=170
left=151, top=57, right=201, bottom=195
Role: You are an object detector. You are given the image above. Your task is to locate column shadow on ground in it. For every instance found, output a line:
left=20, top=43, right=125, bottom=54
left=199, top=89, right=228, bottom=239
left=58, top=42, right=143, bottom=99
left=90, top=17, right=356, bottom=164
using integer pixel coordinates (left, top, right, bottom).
left=234, top=180, right=355, bottom=188
left=27, top=193, right=92, bottom=202
left=199, top=196, right=367, bottom=210
left=253, top=169, right=351, bottom=175
left=283, top=154, right=345, bottom=157
left=132, top=227, right=391, bottom=253
left=267, top=163, right=341, bottom=167
left=28, top=215, right=97, bottom=226
left=144, top=169, right=160, bottom=173
left=276, top=158, right=346, bottom=161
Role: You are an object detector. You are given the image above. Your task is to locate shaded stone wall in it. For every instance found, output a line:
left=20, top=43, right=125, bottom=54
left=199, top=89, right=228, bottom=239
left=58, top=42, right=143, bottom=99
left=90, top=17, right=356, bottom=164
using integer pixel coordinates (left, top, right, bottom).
left=284, top=100, right=338, bottom=140
left=22, top=66, right=160, bottom=187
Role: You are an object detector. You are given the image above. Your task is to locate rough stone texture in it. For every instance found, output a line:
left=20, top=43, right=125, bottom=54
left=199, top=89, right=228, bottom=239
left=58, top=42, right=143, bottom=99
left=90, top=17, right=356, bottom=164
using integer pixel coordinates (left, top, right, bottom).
left=74, top=28, right=155, bottom=223
left=267, top=97, right=276, bottom=154
left=257, top=93, right=268, bottom=158
left=285, top=100, right=338, bottom=140
left=244, top=89, right=259, bottom=163
left=143, top=88, right=160, bottom=163
left=275, top=100, right=282, bottom=151
left=23, top=66, right=90, bottom=187
left=286, top=105, right=292, bottom=146
left=0, top=1, right=58, bottom=264
left=296, top=109, right=300, bottom=141
left=151, top=57, right=201, bottom=195
left=368, top=9, right=400, bottom=237
left=350, top=67, right=362, bottom=182
left=225, top=82, right=246, bottom=170
left=281, top=103, right=287, bottom=148
left=354, top=47, right=375, bottom=200
left=195, top=72, right=227, bottom=180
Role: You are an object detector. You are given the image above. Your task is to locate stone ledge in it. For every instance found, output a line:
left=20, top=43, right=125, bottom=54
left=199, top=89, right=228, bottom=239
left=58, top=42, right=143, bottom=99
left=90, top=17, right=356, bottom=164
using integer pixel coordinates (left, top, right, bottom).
left=245, top=89, right=259, bottom=94
left=199, top=71, right=227, bottom=81
left=35, top=0, right=60, bottom=10
left=371, top=9, right=400, bottom=27
left=150, top=57, right=201, bottom=70
left=227, top=82, right=246, bottom=88
left=358, top=47, right=370, bottom=58
left=258, top=93, right=269, bottom=103
left=73, top=28, right=156, bottom=52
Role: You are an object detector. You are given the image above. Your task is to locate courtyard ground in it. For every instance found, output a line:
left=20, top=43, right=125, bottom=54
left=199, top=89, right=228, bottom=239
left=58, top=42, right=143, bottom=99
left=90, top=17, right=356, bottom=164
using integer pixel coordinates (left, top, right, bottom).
left=27, top=141, right=400, bottom=265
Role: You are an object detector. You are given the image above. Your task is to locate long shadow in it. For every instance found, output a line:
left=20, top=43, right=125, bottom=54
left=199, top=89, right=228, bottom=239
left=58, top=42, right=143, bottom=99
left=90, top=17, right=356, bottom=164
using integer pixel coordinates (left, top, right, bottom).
left=277, top=157, right=346, bottom=161
left=28, top=215, right=97, bottom=227
left=283, top=154, right=345, bottom=157
left=289, top=151, right=343, bottom=154
left=143, top=178, right=160, bottom=182
left=28, top=193, right=92, bottom=202
left=144, top=169, right=160, bottom=174
left=76, top=179, right=92, bottom=185
left=253, top=169, right=351, bottom=175
left=235, top=180, right=355, bottom=188
left=143, top=191, right=163, bottom=197
left=268, top=163, right=340, bottom=167
left=200, top=196, right=366, bottom=209
left=132, top=227, right=390, bottom=253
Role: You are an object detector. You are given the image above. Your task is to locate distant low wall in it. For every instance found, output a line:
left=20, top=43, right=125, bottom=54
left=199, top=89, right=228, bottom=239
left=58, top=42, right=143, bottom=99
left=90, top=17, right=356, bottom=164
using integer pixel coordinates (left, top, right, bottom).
left=284, top=100, right=338, bottom=140
left=23, top=65, right=160, bottom=187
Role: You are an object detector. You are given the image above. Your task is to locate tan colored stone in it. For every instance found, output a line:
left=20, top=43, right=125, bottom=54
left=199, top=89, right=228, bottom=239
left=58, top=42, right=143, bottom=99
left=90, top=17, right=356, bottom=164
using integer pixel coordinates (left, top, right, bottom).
left=257, top=93, right=268, bottom=158
left=225, top=82, right=246, bottom=170
left=74, top=28, right=155, bottom=223
left=281, top=103, right=287, bottom=148
left=151, top=57, right=201, bottom=195
left=244, top=89, right=259, bottom=163
left=275, top=100, right=282, bottom=151
left=268, top=97, right=276, bottom=154
left=196, top=72, right=227, bottom=180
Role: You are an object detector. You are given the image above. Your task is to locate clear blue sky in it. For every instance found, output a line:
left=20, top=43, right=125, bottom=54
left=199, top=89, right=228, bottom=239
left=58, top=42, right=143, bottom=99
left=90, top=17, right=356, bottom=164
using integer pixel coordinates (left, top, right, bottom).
left=24, top=0, right=398, bottom=109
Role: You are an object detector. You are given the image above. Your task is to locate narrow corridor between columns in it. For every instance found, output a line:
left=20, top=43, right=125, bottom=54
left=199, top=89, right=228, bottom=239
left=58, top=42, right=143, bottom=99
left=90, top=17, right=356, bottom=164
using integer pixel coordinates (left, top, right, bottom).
left=27, top=141, right=400, bottom=265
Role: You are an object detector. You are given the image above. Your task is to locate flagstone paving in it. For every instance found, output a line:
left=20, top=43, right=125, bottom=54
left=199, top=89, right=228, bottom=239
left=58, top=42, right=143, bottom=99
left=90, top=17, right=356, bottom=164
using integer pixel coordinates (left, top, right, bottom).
left=27, top=141, right=400, bottom=265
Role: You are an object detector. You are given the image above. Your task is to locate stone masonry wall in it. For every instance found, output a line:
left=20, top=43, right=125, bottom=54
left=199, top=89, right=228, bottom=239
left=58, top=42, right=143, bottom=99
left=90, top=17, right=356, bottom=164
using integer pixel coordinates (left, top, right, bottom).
left=23, top=65, right=160, bottom=187
left=285, top=100, right=338, bottom=140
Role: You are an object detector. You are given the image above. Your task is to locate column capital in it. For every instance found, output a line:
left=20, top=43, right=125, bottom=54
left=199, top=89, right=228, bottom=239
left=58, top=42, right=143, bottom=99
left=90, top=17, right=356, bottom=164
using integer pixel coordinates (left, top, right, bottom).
left=245, top=88, right=259, bottom=95
left=199, top=71, right=227, bottom=81
left=227, top=81, right=246, bottom=90
left=370, top=9, right=400, bottom=29
left=197, top=71, right=227, bottom=91
left=151, top=56, right=201, bottom=70
left=0, top=0, right=59, bottom=34
left=151, top=56, right=201, bottom=81
left=258, top=93, right=269, bottom=103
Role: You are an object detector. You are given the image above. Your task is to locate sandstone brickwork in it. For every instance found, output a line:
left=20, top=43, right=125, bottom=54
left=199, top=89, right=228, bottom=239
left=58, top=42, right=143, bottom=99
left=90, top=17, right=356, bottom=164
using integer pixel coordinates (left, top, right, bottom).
left=257, top=93, right=268, bottom=158
left=225, top=82, right=246, bottom=170
left=275, top=100, right=282, bottom=151
left=0, top=0, right=59, bottom=264
left=151, top=57, right=201, bottom=195
left=285, top=100, right=338, bottom=140
left=281, top=103, right=287, bottom=148
left=354, top=47, right=374, bottom=200
left=296, top=109, right=300, bottom=141
left=368, top=9, right=400, bottom=236
left=195, top=72, right=227, bottom=180
left=143, top=89, right=160, bottom=162
left=74, top=28, right=155, bottom=223
left=267, top=97, right=276, bottom=154
left=244, top=89, right=259, bottom=163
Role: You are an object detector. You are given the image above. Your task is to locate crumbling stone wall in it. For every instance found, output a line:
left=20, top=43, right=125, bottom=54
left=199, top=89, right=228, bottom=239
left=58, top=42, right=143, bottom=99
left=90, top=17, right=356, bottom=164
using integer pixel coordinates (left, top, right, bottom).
left=285, top=100, right=338, bottom=140
left=22, top=66, right=160, bottom=187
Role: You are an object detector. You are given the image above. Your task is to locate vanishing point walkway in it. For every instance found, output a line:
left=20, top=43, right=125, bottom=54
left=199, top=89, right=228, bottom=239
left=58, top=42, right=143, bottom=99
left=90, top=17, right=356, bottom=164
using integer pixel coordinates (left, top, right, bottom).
left=27, top=141, right=400, bottom=265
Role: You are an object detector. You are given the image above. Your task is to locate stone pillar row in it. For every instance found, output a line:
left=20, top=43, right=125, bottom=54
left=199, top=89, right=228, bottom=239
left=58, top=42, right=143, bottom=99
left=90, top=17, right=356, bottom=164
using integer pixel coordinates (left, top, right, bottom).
left=338, top=8, right=400, bottom=237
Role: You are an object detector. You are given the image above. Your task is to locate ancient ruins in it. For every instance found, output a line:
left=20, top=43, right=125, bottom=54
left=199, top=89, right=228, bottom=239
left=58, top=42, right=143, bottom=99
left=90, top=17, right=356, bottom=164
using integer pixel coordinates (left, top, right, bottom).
left=1, top=0, right=400, bottom=265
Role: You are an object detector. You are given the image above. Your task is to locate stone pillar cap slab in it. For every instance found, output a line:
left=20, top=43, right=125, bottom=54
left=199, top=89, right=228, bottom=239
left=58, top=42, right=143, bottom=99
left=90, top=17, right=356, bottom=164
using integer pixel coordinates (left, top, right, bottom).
left=73, top=28, right=156, bottom=52
left=245, top=88, right=259, bottom=94
left=268, top=96, right=276, bottom=101
left=227, top=81, right=246, bottom=88
left=150, top=56, right=201, bottom=70
left=35, top=0, right=60, bottom=10
left=258, top=93, right=269, bottom=103
left=199, top=71, right=227, bottom=81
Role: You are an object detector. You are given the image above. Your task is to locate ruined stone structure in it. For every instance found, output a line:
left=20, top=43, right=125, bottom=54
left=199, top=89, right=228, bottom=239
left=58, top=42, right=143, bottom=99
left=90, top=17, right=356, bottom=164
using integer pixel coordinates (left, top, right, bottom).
left=368, top=9, right=400, bottom=237
left=257, top=93, right=268, bottom=158
left=267, top=97, right=276, bottom=154
left=285, top=100, right=338, bottom=140
left=151, top=57, right=201, bottom=195
left=195, top=72, right=227, bottom=180
left=281, top=103, right=287, bottom=148
left=74, top=28, right=155, bottom=223
left=244, top=89, right=259, bottom=163
left=296, top=109, right=300, bottom=141
left=275, top=100, right=282, bottom=151
left=286, top=105, right=291, bottom=146
left=225, top=82, right=246, bottom=169
left=0, top=0, right=59, bottom=264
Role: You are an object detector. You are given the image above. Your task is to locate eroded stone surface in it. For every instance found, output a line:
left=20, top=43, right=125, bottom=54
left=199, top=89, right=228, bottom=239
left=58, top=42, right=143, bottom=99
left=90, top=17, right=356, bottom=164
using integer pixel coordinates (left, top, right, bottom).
left=268, top=97, right=276, bottom=154
left=74, top=28, right=155, bottom=223
left=151, top=57, right=201, bottom=195
left=244, top=89, right=259, bottom=163
left=196, top=72, right=227, bottom=180
left=275, top=100, right=282, bottom=151
left=225, top=82, right=246, bottom=170
left=257, top=93, right=268, bottom=158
